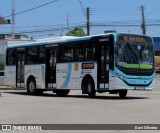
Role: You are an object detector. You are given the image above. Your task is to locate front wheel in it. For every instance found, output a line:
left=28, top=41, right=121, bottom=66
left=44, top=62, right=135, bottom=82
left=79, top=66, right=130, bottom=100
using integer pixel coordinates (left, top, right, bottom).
left=27, top=78, right=36, bottom=95
left=119, top=90, right=128, bottom=98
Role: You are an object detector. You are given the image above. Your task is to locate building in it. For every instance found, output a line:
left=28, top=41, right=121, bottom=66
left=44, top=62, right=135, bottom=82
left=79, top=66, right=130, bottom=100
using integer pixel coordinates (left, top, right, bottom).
left=0, top=16, right=9, bottom=24
left=153, top=37, right=160, bottom=56
left=0, top=34, right=35, bottom=62
left=0, top=16, right=35, bottom=62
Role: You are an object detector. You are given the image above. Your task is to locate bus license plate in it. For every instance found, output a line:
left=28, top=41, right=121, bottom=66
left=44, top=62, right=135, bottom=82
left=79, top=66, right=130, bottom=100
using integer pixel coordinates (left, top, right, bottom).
left=135, top=87, right=145, bottom=90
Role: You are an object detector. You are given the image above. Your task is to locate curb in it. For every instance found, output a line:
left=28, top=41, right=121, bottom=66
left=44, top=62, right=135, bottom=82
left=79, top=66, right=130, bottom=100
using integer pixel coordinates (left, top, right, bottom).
left=0, top=86, right=14, bottom=90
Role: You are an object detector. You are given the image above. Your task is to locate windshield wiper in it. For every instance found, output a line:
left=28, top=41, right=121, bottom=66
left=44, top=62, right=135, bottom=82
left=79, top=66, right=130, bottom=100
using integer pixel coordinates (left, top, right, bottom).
left=126, top=42, right=139, bottom=59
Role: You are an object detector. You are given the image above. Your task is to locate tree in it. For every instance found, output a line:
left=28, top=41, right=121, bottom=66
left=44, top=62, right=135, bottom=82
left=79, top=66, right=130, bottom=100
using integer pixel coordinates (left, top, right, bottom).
left=0, top=62, right=4, bottom=70
left=66, top=27, right=87, bottom=37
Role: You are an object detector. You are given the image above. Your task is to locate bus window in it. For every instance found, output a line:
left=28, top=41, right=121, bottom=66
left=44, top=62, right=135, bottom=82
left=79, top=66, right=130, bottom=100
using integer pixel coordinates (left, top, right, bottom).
left=74, top=47, right=85, bottom=61
left=79, top=47, right=86, bottom=61
left=86, top=47, right=95, bottom=61
left=7, top=49, right=15, bottom=65
left=59, top=46, right=73, bottom=62
left=27, top=47, right=38, bottom=64
left=39, top=46, right=45, bottom=63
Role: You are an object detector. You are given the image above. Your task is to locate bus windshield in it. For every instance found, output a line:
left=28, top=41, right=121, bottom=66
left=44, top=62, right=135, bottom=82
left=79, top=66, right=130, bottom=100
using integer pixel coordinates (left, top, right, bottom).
left=116, top=34, right=154, bottom=69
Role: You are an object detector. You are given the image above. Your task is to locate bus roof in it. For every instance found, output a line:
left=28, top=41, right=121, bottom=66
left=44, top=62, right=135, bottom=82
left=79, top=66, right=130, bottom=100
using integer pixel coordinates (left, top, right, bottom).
left=6, top=33, right=116, bottom=49
left=6, top=32, right=151, bottom=49
left=6, top=33, right=152, bottom=48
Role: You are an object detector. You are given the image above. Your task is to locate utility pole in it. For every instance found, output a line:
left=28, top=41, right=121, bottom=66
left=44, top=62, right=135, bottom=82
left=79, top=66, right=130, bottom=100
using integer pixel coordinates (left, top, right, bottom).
left=12, top=0, right=15, bottom=37
left=67, top=13, right=69, bottom=32
left=86, top=7, right=90, bottom=36
left=141, top=5, right=146, bottom=35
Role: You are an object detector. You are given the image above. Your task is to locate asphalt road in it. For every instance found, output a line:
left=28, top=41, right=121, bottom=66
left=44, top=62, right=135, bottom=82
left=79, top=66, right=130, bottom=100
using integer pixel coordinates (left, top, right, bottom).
left=0, top=75, right=160, bottom=132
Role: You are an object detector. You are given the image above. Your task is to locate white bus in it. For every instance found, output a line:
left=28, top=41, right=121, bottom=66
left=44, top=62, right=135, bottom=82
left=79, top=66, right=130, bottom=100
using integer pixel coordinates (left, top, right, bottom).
left=5, top=33, right=155, bottom=98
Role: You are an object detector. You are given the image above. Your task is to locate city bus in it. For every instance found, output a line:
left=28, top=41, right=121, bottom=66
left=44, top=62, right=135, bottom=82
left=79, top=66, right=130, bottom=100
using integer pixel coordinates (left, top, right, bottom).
left=5, top=33, right=155, bottom=98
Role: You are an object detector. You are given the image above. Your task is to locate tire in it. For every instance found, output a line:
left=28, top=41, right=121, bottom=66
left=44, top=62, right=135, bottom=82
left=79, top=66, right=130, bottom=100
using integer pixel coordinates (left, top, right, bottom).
left=55, top=89, right=70, bottom=96
left=87, top=80, right=96, bottom=98
left=27, top=78, right=36, bottom=95
left=119, top=90, right=127, bottom=98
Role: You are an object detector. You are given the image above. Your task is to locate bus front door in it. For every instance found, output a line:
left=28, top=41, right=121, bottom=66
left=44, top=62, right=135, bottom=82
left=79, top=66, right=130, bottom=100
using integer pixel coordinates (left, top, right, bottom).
left=98, top=44, right=110, bottom=89
left=16, top=52, right=25, bottom=88
left=46, top=48, right=57, bottom=88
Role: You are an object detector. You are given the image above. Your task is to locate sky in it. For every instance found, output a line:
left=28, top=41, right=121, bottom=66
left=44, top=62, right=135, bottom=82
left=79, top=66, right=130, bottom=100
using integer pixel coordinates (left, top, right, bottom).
left=0, top=0, right=160, bottom=38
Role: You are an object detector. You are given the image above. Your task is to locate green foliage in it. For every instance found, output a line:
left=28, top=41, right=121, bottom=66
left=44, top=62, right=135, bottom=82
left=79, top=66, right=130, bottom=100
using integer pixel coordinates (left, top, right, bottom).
left=0, top=62, right=4, bottom=70
left=66, top=27, right=87, bottom=37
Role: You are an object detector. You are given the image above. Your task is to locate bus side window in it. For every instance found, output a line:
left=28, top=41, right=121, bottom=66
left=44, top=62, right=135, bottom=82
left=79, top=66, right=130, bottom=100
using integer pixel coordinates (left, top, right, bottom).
left=79, top=48, right=86, bottom=61
left=39, top=46, right=45, bottom=63
left=73, top=46, right=85, bottom=61
left=86, top=47, right=95, bottom=61
left=27, top=56, right=32, bottom=64
left=7, top=49, right=15, bottom=65
left=59, top=46, right=73, bottom=62
left=27, top=47, right=38, bottom=64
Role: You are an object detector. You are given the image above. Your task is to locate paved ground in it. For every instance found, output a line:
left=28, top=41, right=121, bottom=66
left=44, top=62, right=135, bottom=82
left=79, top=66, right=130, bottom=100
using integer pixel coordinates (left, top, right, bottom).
left=0, top=75, right=160, bottom=133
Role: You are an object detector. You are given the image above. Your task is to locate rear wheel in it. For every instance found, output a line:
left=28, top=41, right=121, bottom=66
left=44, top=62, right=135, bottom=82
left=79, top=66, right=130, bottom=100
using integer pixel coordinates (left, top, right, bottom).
left=119, top=90, right=127, bottom=98
left=87, top=80, right=96, bottom=98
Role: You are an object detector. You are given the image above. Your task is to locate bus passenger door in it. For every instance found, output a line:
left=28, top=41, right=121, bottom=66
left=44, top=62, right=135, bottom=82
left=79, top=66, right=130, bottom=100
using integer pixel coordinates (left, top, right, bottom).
left=46, top=48, right=57, bottom=88
left=97, top=44, right=110, bottom=89
left=16, top=52, right=25, bottom=88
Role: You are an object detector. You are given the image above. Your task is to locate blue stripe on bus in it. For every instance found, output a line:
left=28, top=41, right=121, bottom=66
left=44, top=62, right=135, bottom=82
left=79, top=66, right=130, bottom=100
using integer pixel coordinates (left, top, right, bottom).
left=6, top=41, right=49, bottom=48
left=66, top=36, right=92, bottom=42
left=59, top=63, right=72, bottom=89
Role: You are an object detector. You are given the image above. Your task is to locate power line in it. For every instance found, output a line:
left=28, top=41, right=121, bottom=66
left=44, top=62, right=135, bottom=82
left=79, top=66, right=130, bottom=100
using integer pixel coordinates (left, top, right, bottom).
left=91, top=7, right=138, bottom=11
left=4, top=0, right=58, bottom=18
left=91, top=24, right=141, bottom=27
left=78, top=0, right=87, bottom=19
left=3, top=4, right=160, bottom=37
left=4, top=24, right=86, bottom=34
left=146, top=4, right=160, bottom=17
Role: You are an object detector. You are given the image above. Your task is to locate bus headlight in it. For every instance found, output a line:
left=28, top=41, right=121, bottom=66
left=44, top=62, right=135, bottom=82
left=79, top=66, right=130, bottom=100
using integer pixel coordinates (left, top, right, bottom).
left=116, top=73, right=124, bottom=81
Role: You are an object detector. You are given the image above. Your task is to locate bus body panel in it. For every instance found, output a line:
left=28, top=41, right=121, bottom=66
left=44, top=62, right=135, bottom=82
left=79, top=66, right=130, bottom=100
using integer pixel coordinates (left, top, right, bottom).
left=108, top=70, right=115, bottom=90
left=57, top=63, right=79, bottom=89
left=56, top=62, right=97, bottom=90
left=111, top=68, right=155, bottom=90
left=112, top=76, right=154, bottom=90
left=25, top=64, right=45, bottom=89
left=5, top=66, right=16, bottom=87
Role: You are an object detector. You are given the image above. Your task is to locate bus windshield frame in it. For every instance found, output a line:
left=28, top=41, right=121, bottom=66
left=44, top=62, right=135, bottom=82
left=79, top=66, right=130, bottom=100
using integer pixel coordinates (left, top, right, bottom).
left=116, top=34, right=154, bottom=70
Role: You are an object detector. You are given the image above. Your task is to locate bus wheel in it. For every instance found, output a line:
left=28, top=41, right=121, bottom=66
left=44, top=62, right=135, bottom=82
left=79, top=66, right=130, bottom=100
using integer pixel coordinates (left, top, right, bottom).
left=55, top=89, right=70, bottom=96
left=27, top=78, right=36, bottom=95
left=87, top=80, right=96, bottom=98
left=119, top=90, right=127, bottom=98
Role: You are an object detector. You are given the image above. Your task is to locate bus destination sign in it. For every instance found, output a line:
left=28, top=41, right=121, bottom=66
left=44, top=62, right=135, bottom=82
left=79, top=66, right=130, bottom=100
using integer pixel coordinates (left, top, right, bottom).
left=119, top=35, right=146, bottom=43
